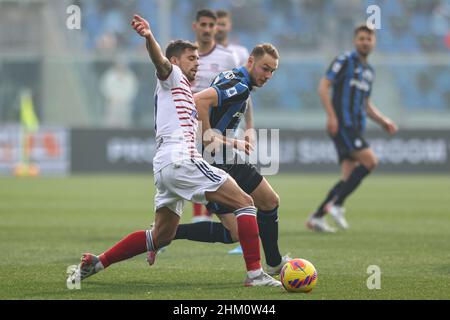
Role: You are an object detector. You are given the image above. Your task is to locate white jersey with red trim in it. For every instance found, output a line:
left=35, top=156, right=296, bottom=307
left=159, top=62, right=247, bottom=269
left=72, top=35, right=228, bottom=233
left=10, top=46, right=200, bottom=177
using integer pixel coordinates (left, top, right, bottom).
left=227, top=43, right=249, bottom=66
left=191, top=44, right=239, bottom=93
left=153, top=64, right=201, bottom=173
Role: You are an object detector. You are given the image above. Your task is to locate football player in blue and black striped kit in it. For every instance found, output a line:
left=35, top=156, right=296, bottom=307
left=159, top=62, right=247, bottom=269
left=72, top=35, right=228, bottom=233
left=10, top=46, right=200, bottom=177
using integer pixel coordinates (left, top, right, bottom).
left=174, top=43, right=291, bottom=276
left=306, top=25, right=398, bottom=233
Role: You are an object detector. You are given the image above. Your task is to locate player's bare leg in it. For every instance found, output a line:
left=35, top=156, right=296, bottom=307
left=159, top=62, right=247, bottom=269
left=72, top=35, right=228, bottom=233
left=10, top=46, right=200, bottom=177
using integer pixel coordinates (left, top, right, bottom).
left=146, top=207, right=180, bottom=265
left=217, top=213, right=239, bottom=242
left=351, top=148, right=378, bottom=170
left=251, top=178, right=279, bottom=211
left=205, top=177, right=253, bottom=208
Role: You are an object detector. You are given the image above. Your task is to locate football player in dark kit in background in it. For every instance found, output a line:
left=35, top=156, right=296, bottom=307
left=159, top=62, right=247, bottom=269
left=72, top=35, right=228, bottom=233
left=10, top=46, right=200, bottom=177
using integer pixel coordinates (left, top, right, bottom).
left=306, top=25, right=398, bottom=233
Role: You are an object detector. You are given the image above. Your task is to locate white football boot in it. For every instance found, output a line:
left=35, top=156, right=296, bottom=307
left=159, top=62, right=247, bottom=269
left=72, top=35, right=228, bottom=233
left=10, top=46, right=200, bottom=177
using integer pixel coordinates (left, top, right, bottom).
left=305, top=214, right=336, bottom=233
left=328, top=205, right=349, bottom=230
left=244, top=270, right=282, bottom=287
left=266, top=254, right=292, bottom=276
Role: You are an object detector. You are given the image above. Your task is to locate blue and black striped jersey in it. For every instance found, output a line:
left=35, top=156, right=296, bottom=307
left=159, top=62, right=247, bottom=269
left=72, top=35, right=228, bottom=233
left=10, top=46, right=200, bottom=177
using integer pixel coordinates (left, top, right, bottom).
left=210, top=66, right=252, bottom=134
left=205, top=66, right=252, bottom=164
left=326, top=50, right=375, bottom=131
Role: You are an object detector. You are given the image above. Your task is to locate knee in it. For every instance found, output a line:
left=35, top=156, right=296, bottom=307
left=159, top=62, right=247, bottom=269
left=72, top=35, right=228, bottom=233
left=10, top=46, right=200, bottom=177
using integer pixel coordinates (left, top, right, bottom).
left=365, top=156, right=379, bottom=171
left=237, top=193, right=254, bottom=209
left=258, top=192, right=280, bottom=211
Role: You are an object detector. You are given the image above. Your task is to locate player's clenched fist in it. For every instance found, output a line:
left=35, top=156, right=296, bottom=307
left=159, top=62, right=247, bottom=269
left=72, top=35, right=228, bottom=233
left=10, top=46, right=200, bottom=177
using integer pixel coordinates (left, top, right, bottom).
left=234, top=139, right=254, bottom=155
left=382, top=118, right=398, bottom=135
left=131, top=14, right=151, bottom=37
left=327, top=115, right=339, bottom=136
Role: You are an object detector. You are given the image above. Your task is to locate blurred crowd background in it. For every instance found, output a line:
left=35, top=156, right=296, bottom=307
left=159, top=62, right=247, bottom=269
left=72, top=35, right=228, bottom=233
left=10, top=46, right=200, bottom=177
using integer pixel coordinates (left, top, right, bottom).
left=0, top=0, right=449, bottom=129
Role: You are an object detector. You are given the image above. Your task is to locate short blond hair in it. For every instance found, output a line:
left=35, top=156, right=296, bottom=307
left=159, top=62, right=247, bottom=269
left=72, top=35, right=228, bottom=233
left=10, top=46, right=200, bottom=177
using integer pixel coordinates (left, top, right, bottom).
left=250, top=43, right=279, bottom=60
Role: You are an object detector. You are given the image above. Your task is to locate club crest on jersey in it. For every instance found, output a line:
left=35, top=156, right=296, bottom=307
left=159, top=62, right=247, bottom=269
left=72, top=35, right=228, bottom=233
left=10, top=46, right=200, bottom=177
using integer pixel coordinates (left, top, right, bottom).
left=332, top=62, right=342, bottom=73
left=226, top=87, right=238, bottom=97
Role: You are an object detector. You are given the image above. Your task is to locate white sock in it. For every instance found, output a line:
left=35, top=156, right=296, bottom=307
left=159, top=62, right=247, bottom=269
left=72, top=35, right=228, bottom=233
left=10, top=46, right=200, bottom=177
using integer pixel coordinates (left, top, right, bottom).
left=247, top=268, right=263, bottom=279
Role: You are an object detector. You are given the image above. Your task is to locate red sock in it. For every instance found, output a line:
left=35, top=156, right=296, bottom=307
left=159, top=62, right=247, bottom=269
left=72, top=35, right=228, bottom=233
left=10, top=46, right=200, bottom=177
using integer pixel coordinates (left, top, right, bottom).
left=193, top=203, right=204, bottom=217
left=99, top=230, right=147, bottom=268
left=235, top=207, right=261, bottom=271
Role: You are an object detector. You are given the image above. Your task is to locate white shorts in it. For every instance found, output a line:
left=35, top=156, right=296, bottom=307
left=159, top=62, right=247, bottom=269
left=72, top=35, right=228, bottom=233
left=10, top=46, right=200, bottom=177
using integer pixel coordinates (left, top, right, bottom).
left=154, top=158, right=228, bottom=217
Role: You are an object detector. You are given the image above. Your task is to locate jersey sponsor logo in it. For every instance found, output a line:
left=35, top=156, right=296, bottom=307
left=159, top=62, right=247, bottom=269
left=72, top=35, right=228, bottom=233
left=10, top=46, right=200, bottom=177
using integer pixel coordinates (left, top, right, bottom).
left=349, top=79, right=370, bottom=92
left=363, top=69, right=374, bottom=82
left=223, top=71, right=235, bottom=80
left=226, top=87, right=238, bottom=97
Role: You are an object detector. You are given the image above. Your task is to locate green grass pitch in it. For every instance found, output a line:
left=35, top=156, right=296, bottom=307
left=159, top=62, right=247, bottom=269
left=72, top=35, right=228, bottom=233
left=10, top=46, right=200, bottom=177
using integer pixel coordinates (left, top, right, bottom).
left=1, top=174, right=449, bottom=300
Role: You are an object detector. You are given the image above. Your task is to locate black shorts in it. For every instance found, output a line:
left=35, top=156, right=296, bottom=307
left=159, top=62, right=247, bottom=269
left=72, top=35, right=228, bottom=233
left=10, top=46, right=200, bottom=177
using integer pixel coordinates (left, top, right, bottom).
left=206, top=163, right=263, bottom=215
left=331, top=127, right=369, bottom=163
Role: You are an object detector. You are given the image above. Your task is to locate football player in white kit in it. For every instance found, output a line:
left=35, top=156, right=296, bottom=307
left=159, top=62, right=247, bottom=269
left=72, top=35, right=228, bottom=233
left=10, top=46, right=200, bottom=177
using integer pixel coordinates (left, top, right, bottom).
left=190, top=9, right=239, bottom=94
left=215, top=10, right=249, bottom=66
left=67, top=14, right=280, bottom=288
left=191, top=9, right=255, bottom=222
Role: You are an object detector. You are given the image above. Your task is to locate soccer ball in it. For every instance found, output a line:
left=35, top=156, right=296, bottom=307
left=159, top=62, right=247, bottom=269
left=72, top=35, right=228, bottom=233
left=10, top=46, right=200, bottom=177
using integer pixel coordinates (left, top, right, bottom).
left=280, top=258, right=318, bottom=293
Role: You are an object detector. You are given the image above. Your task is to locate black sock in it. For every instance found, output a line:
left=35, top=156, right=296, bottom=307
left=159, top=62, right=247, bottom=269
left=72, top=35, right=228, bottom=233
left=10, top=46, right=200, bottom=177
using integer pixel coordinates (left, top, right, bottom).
left=314, top=180, right=345, bottom=217
left=334, top=165, right=371, bottom=205
left=174, top=222, right=235, bottom=244
left=257, top=207, right=282, bottom=267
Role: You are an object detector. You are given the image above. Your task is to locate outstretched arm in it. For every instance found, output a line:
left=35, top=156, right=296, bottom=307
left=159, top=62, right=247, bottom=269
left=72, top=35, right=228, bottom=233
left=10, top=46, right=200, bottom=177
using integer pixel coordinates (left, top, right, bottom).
left=366, top=98, right=398, bottom=135
left=131, top=14, right=172, bottom=79
left=194, top=88, right=253, bottom=155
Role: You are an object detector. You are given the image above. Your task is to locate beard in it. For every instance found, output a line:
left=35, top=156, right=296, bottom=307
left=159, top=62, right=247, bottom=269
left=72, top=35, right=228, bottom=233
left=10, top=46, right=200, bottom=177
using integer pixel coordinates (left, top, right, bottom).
left=357, top=47, right=371, bottom=57
left=187, top=72, right=196, bottom=82
left=215, top=32, right=226, bottom=42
